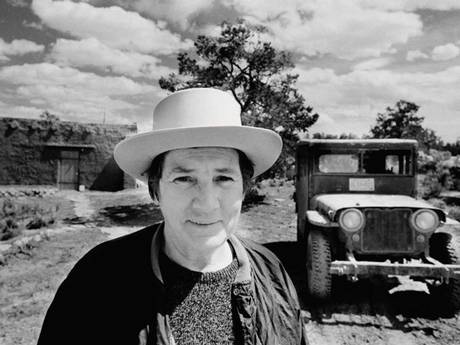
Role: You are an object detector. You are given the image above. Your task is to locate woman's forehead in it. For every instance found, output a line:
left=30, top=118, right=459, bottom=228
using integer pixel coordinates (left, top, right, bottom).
left=163, top=147, right=240, bottom=171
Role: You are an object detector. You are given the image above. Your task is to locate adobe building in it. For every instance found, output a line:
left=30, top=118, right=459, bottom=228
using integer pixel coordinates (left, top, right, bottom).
left=0, top=116, right=137, bottom=191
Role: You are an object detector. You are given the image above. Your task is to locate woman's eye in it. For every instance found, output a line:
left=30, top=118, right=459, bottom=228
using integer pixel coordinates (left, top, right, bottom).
left=174, top=176, right=193, bottom=183
left=216, top=176, right=234, bottom=183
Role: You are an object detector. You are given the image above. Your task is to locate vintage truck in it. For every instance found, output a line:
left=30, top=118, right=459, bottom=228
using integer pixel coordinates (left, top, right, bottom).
left=295, top=139, right=460, bottom=308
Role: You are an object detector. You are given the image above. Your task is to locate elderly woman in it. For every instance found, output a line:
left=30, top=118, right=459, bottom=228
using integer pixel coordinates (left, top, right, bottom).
left=38, top=88, right=307, bottom=345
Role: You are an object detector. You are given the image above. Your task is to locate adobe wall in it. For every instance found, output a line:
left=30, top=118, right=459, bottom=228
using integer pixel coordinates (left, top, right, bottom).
left=0, top=117, right=137, bottom=190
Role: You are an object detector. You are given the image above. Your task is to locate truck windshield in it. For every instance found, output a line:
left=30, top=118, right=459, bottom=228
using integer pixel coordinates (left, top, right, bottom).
left=318, top=150, right=412, bottom=175
left=318, top=154, right=359, bottom=173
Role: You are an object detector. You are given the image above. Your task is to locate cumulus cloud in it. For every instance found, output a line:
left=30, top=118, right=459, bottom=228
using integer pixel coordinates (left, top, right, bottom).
left=0, top=63, right=155, bottom=95
left=406, top=50, right=429, bottom=61
left=0, top=63, right=159, bottom=123
left=6, top=0, right=29, bottom=7
left=358, top=0, right=460, bottom=11
left=294, top=65, right=460, bottom=140
left=431, top=43, right=460, bottom=61
left=0, top=38, right=45, bottom=61
left=352, top=58, right=392, bottom=71
left=22, top=20, right=45, bottom=30
left=224, top=0, right=422, bottom=60
left=49, top=38, right=174, bottom=79
left=0, top=104, right=46, bottom=119
left=132, top=0, right=215, bottom=28
left=31, top=0, right=192, bottom=55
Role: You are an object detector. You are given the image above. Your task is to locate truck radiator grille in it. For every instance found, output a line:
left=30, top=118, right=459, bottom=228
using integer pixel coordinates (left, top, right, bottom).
left=361, top=209, right=414, bottom=253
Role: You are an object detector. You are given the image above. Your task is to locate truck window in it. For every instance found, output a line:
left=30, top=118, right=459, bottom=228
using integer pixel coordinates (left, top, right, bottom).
left=318, top=154, right=359, bottom=173
left=363, top=151, right=411, bottom=174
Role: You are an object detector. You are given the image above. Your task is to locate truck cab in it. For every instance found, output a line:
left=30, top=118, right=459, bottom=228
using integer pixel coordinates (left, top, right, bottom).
left=295, top=139, right=460, bottom=307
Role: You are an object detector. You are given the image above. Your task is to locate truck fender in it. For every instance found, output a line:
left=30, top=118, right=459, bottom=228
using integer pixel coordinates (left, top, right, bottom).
left=306, top=210, right=338, bottom=228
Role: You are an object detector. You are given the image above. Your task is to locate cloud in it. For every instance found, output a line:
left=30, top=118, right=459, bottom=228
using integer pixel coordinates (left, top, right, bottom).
left=295, top=65, right=460, bottom=141
left=0, top=104, right=46, bottom=119
left=358, top=0, right=460, bottom=11
left=0, top=38, right=45, bottom=61
left=224, top=0, right=422, bottom=60
left=0, top=63, right=159, bottom=124
left=431, top=43, right=460, bottom=61
left=195, top=23, right=222, bottom=36
left=0, top=63, right=155, bottom=95
left=49, top=38, right=174, bottom=79
left=5, top=0, right=29, bottom=7
left=31, top=0, right=193, bottom=55
left=406, top=50, right=429, bottom=61
left=132, top=0, right=215, bottom=28
left=352, top=58, right=392, bottom=71
left=22, top=20, right=45, bottom=30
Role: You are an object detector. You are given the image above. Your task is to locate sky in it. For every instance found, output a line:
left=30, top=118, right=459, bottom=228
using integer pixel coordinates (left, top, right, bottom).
left=1, top=0, right=460, bottom=143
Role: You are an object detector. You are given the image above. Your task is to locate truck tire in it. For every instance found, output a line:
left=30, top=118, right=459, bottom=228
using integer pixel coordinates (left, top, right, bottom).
left=429, top=228, right=460, bottom=309
left=307, top=228, right=332, bottom=299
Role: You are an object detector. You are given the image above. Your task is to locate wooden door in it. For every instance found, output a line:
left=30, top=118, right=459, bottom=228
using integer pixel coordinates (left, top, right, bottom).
left=58, top=150, right=79, bottom=190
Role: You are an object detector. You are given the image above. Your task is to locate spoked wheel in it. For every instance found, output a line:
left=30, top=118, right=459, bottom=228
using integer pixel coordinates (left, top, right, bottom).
left=429, top=228, right=460, bottom=309
left=306, top=228, right=332, bottom=299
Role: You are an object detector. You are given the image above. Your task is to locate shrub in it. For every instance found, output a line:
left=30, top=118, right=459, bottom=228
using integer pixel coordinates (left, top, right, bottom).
left=0, top=198, right=57, bottom=241
left=243, top=185, right=265, bottom=205
left=419, top=173, right=443, bottom=199
left=447, top=206, right=460, bottom=222
left=3, top=198, right=17, bottom=216
left=0, top=215, right=20, bottom=241
left=427, top=198, right=447, bottom=209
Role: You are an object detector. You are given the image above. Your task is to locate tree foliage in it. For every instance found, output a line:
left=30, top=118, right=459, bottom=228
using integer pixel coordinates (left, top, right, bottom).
left=443, top=140, right=460, bottom=155
left=311, top=132, right=359, bottom=139
left=159, top=20, right=318, bottom=176
left=370, top=100, right=442, bottom=151
left=39, top=110, right=60, bottom=123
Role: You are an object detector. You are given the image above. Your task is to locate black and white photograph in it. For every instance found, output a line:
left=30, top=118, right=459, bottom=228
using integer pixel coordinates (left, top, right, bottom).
left=1, top=1, right=460, bottom=344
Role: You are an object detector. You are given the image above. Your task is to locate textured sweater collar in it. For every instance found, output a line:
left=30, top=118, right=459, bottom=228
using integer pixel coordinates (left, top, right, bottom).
left=150, top=222, right=251, bottom=285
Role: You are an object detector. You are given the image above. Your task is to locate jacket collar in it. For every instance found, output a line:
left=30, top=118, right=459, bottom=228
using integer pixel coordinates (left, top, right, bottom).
left=150, top=222, right=251, bottom=284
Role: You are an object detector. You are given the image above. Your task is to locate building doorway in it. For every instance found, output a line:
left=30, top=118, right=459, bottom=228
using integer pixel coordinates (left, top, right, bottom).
left=58, top=150, right=80, bottom=190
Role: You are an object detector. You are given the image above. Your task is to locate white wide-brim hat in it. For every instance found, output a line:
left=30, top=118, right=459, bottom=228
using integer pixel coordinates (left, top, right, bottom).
left=114, top=88, right=282, bottom=182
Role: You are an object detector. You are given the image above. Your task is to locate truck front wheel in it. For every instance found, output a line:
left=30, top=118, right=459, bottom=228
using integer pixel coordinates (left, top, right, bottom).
left=306, top=228, right=332, bottom=299
left=429, top=228, right=460, bottom=309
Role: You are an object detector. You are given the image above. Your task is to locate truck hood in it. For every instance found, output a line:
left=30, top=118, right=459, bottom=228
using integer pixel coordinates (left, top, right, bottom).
left=311, top=194, right=446, bottom=222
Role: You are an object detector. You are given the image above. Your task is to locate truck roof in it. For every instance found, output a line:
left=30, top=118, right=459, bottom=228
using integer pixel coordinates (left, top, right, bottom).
left=297, top=138, right=418, bottom=149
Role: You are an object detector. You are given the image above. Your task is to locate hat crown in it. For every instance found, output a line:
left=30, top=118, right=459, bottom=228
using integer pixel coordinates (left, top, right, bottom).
left=153, top=88, right=242, bottom=130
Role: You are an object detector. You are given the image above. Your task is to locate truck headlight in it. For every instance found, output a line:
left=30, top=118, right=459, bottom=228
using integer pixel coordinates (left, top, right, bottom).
left=338, top=208, right=365, bottom=232
left=410, top=209, right=439, bottom=233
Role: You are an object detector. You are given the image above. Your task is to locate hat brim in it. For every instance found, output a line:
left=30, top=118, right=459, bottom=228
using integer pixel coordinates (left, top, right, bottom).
left=114, top=126, right=283, bottom=182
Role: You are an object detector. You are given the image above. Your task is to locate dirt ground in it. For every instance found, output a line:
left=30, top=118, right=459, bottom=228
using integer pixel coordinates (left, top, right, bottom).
left=1, top=182, right=459, bottom=345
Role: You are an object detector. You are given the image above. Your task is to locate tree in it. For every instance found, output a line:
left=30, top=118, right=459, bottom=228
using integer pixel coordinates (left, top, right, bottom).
left=39, top=110, right=60, bottom=123
left=159, top=20, right=319, bottom=176
left=310, top=132, right=359, bottom=139
left=443, top=140, right=460, bottom=155
left=370, top=100, right=442, bottom=150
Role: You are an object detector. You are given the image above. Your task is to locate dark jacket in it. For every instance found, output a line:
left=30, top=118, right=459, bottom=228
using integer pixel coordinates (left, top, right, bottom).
left=38, top=223, right=307, bottom=345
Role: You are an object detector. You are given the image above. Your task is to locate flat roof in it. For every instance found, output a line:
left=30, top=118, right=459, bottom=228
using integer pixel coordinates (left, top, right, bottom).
left=299, top=139, right=418, bottom=144
left=43, top=143, right=96, bottom=150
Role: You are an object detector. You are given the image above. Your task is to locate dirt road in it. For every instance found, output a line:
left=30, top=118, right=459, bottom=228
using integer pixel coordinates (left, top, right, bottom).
left=0, top=182, right=459, bottom=345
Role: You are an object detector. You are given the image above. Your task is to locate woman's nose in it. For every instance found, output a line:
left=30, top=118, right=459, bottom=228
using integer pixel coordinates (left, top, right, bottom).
left=192, top=182, right=219, bottom=211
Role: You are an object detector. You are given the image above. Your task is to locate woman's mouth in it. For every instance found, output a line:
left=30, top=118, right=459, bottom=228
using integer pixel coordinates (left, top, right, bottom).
left=189, top=220, right=220, bottom=226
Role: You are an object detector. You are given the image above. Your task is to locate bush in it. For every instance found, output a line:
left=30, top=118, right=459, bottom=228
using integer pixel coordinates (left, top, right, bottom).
left=0, top=218, right=21, bottom=241
left=243, top=185, right=266, bottom=205
left=427, top=198, right=447, bottom=209
left=0, top=198, right=57, bottom=241
left=419, top=173, right=443, bottom=199
left=447, top=206, right=460, bottom=222
left=26, top=214, right=55, bottom=229
left=0, top=200, right=21, bottom=241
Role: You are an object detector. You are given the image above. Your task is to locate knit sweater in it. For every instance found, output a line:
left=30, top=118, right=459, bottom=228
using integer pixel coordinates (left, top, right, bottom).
left=160, top=252, right=239, bottom=345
